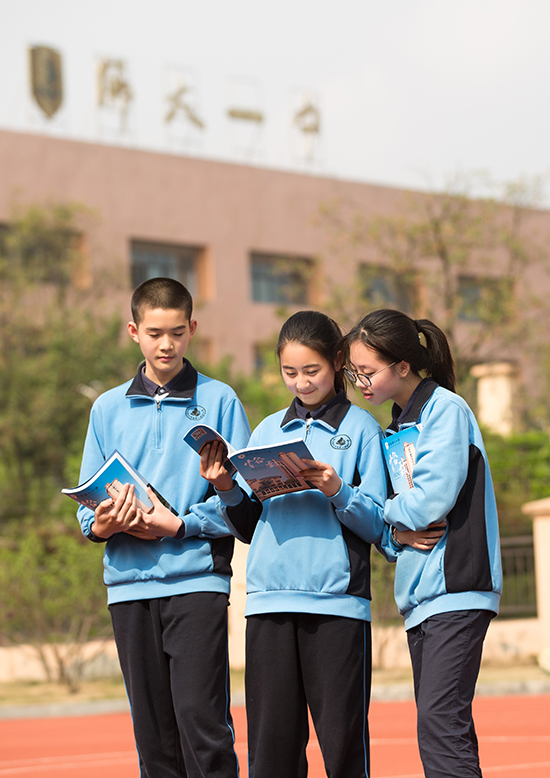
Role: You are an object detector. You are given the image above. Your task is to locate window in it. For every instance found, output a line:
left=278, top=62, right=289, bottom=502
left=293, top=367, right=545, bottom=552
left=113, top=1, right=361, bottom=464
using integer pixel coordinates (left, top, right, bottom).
left=131, top=241, right=200, bottom=293
left=458, top=275, right=512, bottom=323
left=0, top=222, right=86, bottom=287
left=251, top=252, right=310, bottom=304
left=359, top=264, right=416, bottom=314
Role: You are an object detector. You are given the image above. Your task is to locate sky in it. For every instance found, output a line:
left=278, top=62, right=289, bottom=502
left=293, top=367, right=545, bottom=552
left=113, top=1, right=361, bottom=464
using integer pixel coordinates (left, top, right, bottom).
left=2, top=0, right=550, bottom=200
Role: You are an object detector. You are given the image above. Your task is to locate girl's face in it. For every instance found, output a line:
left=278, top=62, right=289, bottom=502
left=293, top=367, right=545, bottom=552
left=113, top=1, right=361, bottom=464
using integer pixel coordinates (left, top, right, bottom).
left=349, top=341, right=408, bottom=407
left=279, top=342, right=337, bottom=410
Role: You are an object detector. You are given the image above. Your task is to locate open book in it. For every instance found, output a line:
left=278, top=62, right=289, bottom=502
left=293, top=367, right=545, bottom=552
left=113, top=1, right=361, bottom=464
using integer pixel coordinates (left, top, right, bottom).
left=183, top=424, right=315, bottom=501
left=382, top=425, right=421, bottom=493
left=62, top=450, right=175, bottom=513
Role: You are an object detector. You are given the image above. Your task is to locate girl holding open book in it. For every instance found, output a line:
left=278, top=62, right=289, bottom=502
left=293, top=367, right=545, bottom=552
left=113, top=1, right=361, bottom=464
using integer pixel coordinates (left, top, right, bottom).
left=343, top=308, right=502, bottom=778
left=200, top=310, right=387, bottom=778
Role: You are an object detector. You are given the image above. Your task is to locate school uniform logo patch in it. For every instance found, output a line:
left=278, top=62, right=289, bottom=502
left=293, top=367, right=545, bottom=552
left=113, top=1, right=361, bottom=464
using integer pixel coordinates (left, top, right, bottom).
left=185, top=405, right=206, bottom=420
left=330, top=434, right=352, bottom=450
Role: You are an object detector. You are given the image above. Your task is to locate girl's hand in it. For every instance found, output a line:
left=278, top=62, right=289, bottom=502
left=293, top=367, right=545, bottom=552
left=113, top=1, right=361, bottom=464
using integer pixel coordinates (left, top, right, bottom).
left=199, top=440, right=235, bottom=492
left=299, top=458, right=342, bottom=498
left=126, top=488, right=182, bottom=540
left=394, top=520, right=447, bottom=551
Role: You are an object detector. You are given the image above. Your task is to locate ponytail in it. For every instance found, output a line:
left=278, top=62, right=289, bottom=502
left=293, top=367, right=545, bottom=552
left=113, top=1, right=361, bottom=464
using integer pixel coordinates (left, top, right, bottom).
left=414, top=318, right=456, bottom=392
left=342, top=309, right=456, bottom=392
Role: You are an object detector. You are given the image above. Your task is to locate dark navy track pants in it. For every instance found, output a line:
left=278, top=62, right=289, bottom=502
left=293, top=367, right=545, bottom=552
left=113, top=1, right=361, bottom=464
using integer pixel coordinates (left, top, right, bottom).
left=110, top=592, right=239, bottom=778
left=407, top=609, right=494, bottom=778
left=245, top=612, right=371, bottom=778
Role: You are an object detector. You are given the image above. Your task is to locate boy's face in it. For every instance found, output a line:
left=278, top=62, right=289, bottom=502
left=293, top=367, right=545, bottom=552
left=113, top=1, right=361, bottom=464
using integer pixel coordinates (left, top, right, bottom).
left=128, top=307, right=197, bottom=385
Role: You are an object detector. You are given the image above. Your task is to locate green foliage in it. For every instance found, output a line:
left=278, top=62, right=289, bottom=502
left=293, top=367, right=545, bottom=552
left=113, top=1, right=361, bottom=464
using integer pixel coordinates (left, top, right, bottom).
left=0, top=200, right=136, bottom=688
left=0, top=526, right=111, bottom=691
left=319, top=173, right=547, bottom=390
left=0, top=201, right=84, bottom=290
left=0, top=201, right=139, bottom=526
left=484, top=429, right=550, bottom=536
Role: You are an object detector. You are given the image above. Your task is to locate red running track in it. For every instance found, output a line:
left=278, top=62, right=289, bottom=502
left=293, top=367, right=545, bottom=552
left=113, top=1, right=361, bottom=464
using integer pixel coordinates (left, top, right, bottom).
left=0, top=695, right=548, bottom=777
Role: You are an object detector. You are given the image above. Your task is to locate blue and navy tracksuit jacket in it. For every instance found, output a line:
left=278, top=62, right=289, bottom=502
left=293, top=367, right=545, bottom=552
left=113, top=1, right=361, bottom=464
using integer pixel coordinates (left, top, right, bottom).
left=216, top=392, right=387, bottom=623
left=380, top=378, right=502, bottom=630
left=77, top=359, right=251, bottom=604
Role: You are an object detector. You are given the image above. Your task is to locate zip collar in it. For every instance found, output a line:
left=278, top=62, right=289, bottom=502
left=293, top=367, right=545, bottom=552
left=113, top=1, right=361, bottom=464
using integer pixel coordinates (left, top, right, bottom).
left=387, top=377, right=438, bottom=432
left=280, top=390, right=351, bottom=432
left=126, top=359, right=198, bottom=399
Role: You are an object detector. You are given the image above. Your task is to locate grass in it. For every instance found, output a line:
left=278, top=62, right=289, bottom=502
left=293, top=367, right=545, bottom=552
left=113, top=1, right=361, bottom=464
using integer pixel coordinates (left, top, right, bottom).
left=0, top=670, right=246, bottom=709
left=0, top=676, right=127, bottom=707
left=0, top=661, right=546, bottom=710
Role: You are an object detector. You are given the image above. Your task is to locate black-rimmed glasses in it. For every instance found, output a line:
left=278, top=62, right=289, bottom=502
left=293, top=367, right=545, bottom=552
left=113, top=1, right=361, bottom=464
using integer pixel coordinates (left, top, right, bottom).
left=344, top=362, right=397, bottom=388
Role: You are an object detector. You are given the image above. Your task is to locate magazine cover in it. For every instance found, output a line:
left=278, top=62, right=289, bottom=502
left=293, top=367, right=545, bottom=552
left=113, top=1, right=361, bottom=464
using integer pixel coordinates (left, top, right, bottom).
left=62, top=450, right=154, bottom=512
left=382, top=425, right=421, bottom=493
left=228, top=438, right=315, bottom=501
left=183, top=426, right=316, bottom=501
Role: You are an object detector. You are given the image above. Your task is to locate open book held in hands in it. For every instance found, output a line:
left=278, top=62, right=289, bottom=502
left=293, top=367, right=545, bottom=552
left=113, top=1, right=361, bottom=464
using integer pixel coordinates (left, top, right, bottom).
left=183, top=424, right=316, bottom=501
left=62, top=449, right=175, bottom=514
left=382, top=425, right=421, bottom=494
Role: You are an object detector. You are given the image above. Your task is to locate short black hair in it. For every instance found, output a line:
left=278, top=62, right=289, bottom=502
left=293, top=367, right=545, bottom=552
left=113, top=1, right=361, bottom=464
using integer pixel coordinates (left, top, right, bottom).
left=131, top=277, right=193, bottom=325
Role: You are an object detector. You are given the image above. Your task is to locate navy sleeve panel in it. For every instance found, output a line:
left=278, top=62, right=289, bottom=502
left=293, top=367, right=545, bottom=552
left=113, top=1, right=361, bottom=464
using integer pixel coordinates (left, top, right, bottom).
left=341, top=524, right=372, bottom=601
left=444, top=444, right=493, bottom=593
left=225, top=488, right=264, bottom=544
left=210, top=535, right=235, bottom=577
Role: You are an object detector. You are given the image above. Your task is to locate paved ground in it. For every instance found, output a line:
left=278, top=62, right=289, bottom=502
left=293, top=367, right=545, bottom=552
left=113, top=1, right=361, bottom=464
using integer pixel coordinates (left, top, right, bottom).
left=0, top=694, right=549, bottom=777
left=0, top=667, right=548, bottom=777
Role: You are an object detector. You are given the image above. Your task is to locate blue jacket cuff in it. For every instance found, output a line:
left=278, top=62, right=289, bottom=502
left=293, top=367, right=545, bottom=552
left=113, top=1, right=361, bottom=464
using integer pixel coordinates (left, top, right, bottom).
left=216, top=483, right=243, bottom=506
left=329, top=479, right=351, bottom=510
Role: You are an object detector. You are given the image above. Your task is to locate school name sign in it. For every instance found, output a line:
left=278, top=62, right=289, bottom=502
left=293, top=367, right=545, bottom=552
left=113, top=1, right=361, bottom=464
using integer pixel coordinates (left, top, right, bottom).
left=28, top=46, right=321, bottom=159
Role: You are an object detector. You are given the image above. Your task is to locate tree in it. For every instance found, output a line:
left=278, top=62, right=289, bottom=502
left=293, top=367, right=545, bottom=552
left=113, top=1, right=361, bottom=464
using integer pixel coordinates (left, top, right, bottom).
left=0, top=201, right=139, bottom=526
left=0, top=529, right=111, bottom=692
left=0, top=200, right=139, bottom=688
left=319, top=174, right=548, bottom=388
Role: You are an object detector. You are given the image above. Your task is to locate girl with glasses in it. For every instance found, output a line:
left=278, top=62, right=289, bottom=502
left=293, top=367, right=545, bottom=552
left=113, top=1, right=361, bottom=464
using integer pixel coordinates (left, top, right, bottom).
left=343, top=308, right=502, bottom=778
left=200, top=310, right=387, bottom=778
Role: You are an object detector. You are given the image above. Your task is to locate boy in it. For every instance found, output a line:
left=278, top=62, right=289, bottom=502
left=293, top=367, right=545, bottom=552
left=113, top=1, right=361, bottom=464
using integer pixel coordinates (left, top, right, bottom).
left=77, top=277, right=250, bottom=778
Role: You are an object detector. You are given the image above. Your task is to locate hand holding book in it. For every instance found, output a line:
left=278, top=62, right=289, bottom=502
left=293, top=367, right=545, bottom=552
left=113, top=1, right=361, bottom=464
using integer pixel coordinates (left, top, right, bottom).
left=199, top=439, right=236, bottom=493
left=62, top=449, right=179, bottom=539
left=183, top=424, right=318, bottom=502
left=91, top=482, right=145, bottom=540
left=296, top=459, right=342, bottom=498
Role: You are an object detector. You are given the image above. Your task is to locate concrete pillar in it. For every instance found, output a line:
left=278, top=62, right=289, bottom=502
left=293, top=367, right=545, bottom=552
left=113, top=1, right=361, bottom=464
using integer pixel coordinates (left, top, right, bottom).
left=522, top=496, right=550, bottom=672
left=470, top=362, right=517, bottom=437
left=228, top=541, right=248, bottom=670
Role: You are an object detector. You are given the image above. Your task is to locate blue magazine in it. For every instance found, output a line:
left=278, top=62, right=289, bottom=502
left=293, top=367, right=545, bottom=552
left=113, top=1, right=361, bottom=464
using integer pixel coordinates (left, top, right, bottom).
left=382, top=425, right=421, bottom=493
left=62, top=450, right=174, bottom=513
left=184, top=424, right=315, bottom=501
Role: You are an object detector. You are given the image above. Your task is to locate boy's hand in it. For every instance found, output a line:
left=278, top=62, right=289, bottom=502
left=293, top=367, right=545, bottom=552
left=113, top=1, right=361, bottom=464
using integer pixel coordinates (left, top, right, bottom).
left=199, top=441, right=235, bottom=492
left=92, top=483, right=141, bottom=539
left=299, top=458, right=342, bottom=498
left=394, top=520, right=447, bottom=551
left=125, top=488, right=183, bottom=540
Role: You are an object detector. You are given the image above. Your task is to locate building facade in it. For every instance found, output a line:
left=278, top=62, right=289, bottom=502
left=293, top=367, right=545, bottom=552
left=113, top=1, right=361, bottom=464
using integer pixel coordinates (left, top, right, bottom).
left=1, top=128, right=550, bottom=383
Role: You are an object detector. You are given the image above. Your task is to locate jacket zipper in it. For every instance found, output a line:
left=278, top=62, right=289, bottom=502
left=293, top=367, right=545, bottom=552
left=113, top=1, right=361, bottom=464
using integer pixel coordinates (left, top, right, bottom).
left=305, top=416, right=313, bottom=441
left=154, top=395, right=163, bottom=450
